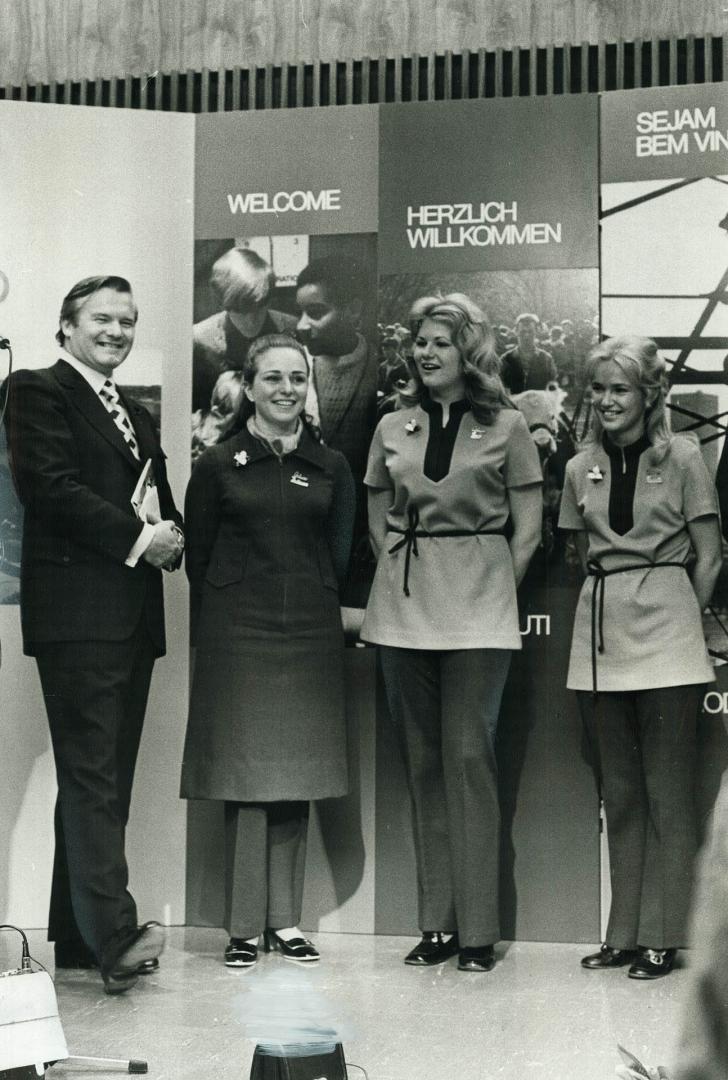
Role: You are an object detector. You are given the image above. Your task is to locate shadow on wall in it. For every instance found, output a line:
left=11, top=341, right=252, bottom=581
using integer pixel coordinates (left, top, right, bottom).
left=0, top=637, right=54, bottom=924
left=497, top=578, right=600, bottom=943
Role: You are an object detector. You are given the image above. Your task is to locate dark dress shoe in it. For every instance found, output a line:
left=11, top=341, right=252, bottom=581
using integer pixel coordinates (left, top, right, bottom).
left=55, top=940, right=158, bottom=975
left=264, top=929, right=320, bottom=961
left=137, top=957, right=160, bottom=975
left=101, top=921, right=165, bottom=995
left=224, top=938, right=258, bottom=967
left=54, top=941, right=97, bottom=970
left=404, top=932, right=459, bottom=966
left=581, top=944, right=636, bottom=969
left=458, top=945, right=495, bottom=972
left=628, top=947, right=676, bottom=980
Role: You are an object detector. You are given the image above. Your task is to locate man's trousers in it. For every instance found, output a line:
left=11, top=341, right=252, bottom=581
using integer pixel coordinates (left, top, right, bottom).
left=35, top=623, right=156, bottom=961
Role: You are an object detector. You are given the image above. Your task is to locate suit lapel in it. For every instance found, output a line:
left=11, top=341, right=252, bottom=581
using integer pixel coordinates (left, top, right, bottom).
left=52, top=360, right=142, bottom=471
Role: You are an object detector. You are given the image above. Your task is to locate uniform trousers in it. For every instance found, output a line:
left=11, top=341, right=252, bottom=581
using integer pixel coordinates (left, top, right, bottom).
left=379, top=646, right=512, bottom=947
left=224, top=800, right=310, bottom=939
left=34, top=623, right=156, bottom=961
left=577, top=684, right=702, bottom=950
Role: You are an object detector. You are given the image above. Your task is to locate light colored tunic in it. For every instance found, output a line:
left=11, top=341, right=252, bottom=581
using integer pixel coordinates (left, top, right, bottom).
left=559, top=435, right=717, bottom=691
left=360, top=404, right=542, bottom=650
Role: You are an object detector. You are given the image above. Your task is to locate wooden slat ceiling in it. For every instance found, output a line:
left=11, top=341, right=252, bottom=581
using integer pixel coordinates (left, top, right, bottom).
left=1, top=36, right=725, bottom=109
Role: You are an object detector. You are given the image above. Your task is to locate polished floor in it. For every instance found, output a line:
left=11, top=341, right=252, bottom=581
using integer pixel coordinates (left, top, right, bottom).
left=19, top=928, right=686, bottom=1080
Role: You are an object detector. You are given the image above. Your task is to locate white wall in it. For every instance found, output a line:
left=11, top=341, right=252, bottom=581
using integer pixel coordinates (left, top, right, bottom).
left=0, top=100, right=195, bottom=929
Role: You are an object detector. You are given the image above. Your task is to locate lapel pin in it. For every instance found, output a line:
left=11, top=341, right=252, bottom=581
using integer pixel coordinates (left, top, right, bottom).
left=587, top=465, right=604, bottom=482
left=470, top=428, right=485, bottom=440
left=291, top=471, right=309, bottom=487
left=405, top=419, right=420, bottom=434
left=233, top=450, right=249, bottom=467
left=646, top=471, right=663, bottom=484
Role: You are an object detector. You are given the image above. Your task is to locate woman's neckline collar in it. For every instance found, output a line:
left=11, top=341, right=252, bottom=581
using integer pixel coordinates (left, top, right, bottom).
left=601, top=431, right=651, bottom=458
left=421, top=396, right=470, bottom=419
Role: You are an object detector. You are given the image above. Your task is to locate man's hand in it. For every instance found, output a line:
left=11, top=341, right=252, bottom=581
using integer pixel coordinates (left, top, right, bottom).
left=143, top=521, right=184, bottom=568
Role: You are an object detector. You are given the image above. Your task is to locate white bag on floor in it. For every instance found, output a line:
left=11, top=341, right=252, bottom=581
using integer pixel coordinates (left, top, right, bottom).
left=0, top=971, right=68, bottom=1072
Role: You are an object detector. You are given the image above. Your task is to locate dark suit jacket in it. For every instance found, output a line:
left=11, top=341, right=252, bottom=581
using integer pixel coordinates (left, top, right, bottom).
left=4, top=359, right=181, bottom=656
left=499, top=346, right=558, bottom=395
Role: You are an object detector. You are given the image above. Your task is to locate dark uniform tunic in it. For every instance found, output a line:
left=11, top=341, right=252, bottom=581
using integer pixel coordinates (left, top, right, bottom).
left=180, top=425, right=355, bottom=804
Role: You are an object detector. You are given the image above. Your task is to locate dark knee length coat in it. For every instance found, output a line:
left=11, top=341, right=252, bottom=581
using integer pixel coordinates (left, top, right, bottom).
left=180, top=424, right=355, bottom=803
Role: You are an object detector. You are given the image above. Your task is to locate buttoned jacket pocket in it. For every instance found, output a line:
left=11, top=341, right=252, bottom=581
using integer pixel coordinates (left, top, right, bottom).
left=205, top=540, right=249, bottom=588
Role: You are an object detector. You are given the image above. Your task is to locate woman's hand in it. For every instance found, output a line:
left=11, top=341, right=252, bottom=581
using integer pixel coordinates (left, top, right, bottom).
left=508, top=484, right=543, bottom=586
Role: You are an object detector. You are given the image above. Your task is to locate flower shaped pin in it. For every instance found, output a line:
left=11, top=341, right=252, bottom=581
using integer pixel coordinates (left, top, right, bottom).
left=233, top=450, right=249, bottom=467
left=405, top=419, right=420, bottom=435
left=587, top=465, right=604, bottom=483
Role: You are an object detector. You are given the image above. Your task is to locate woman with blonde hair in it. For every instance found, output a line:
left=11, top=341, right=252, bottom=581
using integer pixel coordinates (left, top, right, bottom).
left=362, top=293, right=543, bottom=972
left=559, top=335, right=721, bottom=980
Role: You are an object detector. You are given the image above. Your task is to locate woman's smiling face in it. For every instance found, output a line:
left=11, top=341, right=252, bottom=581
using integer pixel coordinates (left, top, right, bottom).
left=245, top=346, right=309, bottom=435
left=591, top=358, right=648, bottom=445
left=413, top=318, right=465, bottom=401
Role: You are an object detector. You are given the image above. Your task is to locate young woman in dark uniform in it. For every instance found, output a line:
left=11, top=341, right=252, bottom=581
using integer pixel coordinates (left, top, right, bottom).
left=181, top=334, right=355, bottom=968
left=362, top=294, right=543, bottom=972
left=559, top=335, right=721, bottom=979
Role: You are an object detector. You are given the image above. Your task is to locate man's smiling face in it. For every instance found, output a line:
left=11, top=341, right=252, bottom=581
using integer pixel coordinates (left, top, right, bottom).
left=62, top=287, right=137, bottom=376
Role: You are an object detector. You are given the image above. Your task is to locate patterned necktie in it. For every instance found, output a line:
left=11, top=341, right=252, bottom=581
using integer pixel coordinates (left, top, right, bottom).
left=99, top=379, right=140, bottom=461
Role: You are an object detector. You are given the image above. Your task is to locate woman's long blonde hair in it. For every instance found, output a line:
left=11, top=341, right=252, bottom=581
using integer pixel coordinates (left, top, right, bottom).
left=584, top=335, right=672, bottom=462
left=397, top=292, right=512, bottom=425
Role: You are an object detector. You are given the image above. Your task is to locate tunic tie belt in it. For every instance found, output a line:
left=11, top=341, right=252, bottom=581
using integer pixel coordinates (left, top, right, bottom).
left=587, top=557, right=688, bottom=696
left=388, top=505, right=505, bottom=597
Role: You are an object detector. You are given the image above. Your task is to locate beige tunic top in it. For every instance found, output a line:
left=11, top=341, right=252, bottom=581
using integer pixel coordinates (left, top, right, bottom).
left=559, top=435, right=717, bottom=691
left=360, top=404, right=542, bottom=650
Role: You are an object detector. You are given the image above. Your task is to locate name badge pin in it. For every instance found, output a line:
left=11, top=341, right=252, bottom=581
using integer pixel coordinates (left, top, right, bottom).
left=646, top=471, right=663, bottom=484
left=291, top=471, right=309, bottom=488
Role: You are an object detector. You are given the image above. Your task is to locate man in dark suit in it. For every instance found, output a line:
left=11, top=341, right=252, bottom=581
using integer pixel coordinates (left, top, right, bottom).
left=295, top=257, right=378, bottom=609
left=499, top=312, right=558, bottom=395
left=4, top=275, right=183, bottom=994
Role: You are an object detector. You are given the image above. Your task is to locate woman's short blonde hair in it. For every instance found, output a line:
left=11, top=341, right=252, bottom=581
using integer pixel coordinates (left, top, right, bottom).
left=210, top=248, right=275, bottom=313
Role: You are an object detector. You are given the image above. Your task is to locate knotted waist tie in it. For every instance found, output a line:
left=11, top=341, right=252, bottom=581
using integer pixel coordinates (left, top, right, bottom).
left=587, top=557, right=687, bottom=696
left=388, top=505, right=505, bottom=597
